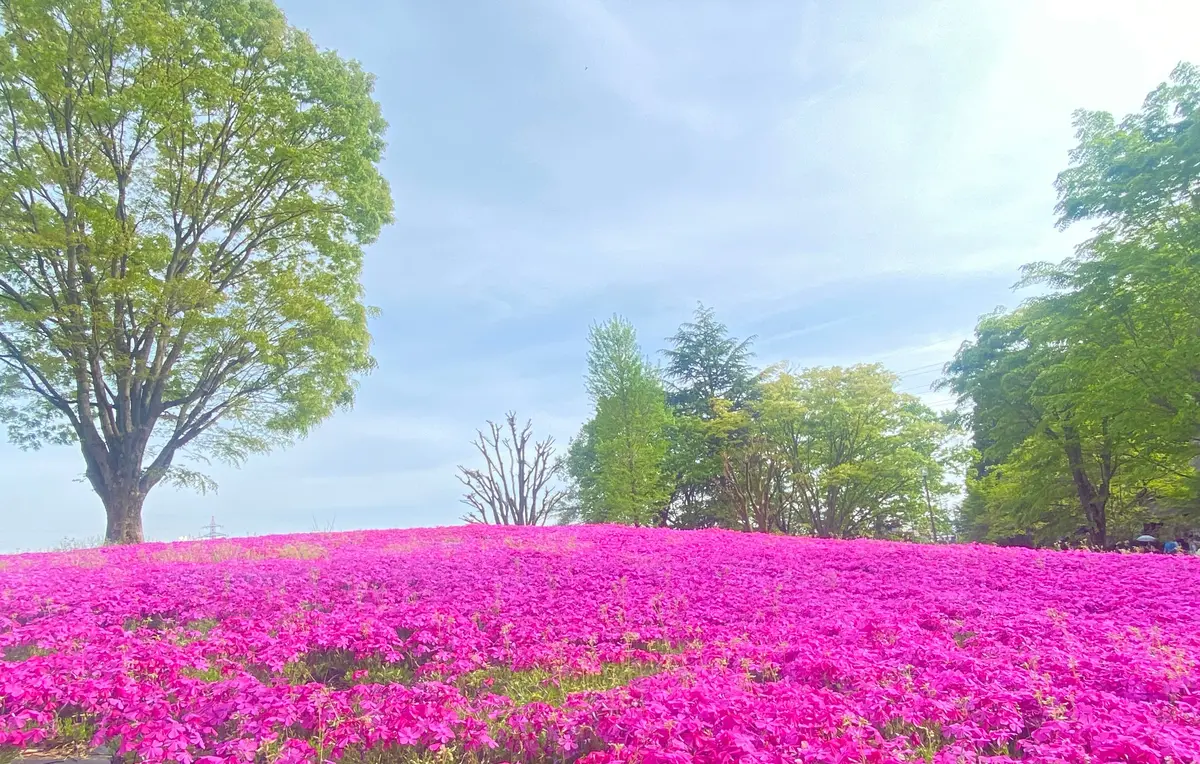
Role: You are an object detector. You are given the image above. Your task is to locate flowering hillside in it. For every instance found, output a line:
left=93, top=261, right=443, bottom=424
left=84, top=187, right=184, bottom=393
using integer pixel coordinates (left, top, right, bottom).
left=1, top=526, right=1198, bottom=763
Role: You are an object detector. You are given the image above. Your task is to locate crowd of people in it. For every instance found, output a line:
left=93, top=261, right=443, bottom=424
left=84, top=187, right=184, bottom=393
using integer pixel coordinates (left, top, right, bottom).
left=1110, top=534, right=1200, bottom=554
left=1047, top=526, right=1200, bottom=554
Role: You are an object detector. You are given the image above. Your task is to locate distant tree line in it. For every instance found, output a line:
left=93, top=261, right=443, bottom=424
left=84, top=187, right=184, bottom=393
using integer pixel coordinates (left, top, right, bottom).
left=460, top=307, right=966, bottom=541
left=555, top=309, right=964, bottom=539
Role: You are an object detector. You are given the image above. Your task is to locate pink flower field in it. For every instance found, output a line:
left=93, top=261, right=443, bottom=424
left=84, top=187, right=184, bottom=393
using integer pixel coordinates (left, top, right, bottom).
left=1, top=526, right=1198, bottom=764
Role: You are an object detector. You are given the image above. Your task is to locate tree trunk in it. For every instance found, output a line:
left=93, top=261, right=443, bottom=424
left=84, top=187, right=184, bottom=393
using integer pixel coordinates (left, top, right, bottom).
left=1067, top=468, right=1107, bottom=548
left=1087, top=500, right=1107, bottom=549
left=818, top=490, right=837, bottom=538
left=79, top=425, right=159, bottom=545
left=1063, top=427, right=1106, bottom=549
left=101, top=484, right=146, bottom=544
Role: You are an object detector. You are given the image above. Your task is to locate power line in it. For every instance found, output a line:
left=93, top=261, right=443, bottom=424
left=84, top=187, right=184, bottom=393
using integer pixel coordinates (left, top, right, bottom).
left=896, top=380, right=948, bottom=394
left=925, top=399, right=960, bottom=410
left=893, top=362, right=946, bottom=378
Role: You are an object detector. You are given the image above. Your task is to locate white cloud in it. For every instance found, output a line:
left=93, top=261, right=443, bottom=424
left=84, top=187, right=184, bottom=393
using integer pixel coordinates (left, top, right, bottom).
left=375, top=0, right=1200, bottom=315
left=788, top=332, right=968, bottom=373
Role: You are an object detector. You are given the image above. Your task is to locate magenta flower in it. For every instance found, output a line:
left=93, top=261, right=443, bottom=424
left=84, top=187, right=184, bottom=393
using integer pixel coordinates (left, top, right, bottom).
left=1, top=526, right=1198, bottom=762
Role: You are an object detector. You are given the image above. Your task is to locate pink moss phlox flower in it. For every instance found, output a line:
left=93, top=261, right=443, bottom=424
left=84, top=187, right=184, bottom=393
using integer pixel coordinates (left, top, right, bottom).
left=1, top=526, right=1198, bottom=762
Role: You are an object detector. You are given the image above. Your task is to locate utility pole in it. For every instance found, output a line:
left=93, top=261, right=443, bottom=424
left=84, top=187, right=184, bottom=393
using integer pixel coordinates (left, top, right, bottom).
left=922, top=471, right=938, bottom=544
left=200, top=516, right=226, bottom=540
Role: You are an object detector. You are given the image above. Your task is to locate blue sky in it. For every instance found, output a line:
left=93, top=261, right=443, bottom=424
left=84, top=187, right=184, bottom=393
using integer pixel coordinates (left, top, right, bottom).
left=2, top=0, right=1198, bottom=551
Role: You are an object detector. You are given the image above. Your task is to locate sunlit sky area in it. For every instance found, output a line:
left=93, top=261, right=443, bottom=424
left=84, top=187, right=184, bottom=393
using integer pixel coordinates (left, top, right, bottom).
left=3, top=0, right=1199, bottom=550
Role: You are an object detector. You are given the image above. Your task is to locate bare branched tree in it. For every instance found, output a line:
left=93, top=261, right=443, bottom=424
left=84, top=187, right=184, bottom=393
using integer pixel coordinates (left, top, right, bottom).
left=457, top=413, right=567, bottom=525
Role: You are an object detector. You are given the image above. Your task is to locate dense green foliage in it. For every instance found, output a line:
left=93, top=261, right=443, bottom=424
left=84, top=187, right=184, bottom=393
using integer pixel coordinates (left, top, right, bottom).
left=754, top=365, right=958, bottom=539
left=563, top=317, right=674, bottom=526
left=0, top=0, right=393, bottom=542
left=660, top=305, right=760, bottom=529
left=564, top=306, right=962, bottom=539
left=943, top=63, right=1200, bottom=548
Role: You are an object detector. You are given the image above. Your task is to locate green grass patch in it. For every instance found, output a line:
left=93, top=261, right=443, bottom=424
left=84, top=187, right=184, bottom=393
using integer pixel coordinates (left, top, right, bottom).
left=12, top=709, right=101, bottom=760
left=282, top=648, right=419, bottom=688
left=2, top=642, right=52, bottom=661
left=953, top=630, right=977, bottom=648
left=122, top=613, right=172, bottom=632
left=180, top=662, right=224, bottom=682
left=626, top=637, right=680, bottom=654
left=186, top=617, right=220, bottom=636
left=55, top=712, right=96, bottom=752
left=172, top=617, right=221, bottom=646
left=458, top=661, right=663, bottom=706
left=881, top=719, right=953, bottom=763
left=245, top=660, right=662, bottom=764
left=272, top=647, right=665, bottom=710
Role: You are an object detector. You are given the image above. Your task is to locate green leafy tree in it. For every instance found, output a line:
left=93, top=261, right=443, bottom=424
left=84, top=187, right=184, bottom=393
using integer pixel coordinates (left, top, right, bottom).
left=660, top=411, right=731, bottom=528
left=1042, top=60, right=1200, bottom=510
left=943, top=305, right=1192, bottom=547
left=561, top=417, right=602, bottom=524
left=710, top=398, right=781, bottom=533
left=565, top=316, right=673, bottom=526
left=1055, top=62, right=1200, bottom=234
left=0, top=0, right=392, bottom=543
left=944, top=63, right=1200, bottom=547
left=756, top=365, right=955, bottom=539
left=939, top=311, right=1044, bottom=542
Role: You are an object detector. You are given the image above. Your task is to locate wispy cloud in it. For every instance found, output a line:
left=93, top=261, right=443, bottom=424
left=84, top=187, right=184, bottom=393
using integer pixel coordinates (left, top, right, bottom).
left=758, top=316, right=856, bottom=346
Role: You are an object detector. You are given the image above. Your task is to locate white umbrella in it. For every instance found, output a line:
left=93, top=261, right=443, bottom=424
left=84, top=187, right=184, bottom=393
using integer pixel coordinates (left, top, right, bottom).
left=1136, top=535, right=1157, bottom=543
